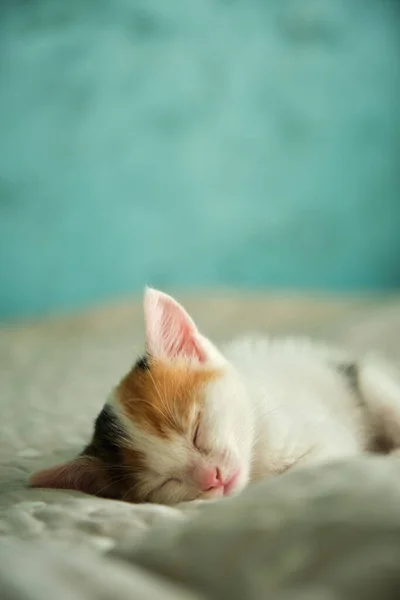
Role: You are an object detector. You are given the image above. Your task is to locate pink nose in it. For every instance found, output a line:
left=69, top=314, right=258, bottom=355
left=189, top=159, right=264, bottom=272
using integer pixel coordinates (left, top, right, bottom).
left=194, top=467, right=222, bottom=491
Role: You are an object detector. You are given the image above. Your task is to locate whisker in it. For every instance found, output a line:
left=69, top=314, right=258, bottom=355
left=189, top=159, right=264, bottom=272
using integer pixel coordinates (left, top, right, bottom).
left=95, top=474, right=133, bottom=497
left=121, top=480, right=141, bottom=501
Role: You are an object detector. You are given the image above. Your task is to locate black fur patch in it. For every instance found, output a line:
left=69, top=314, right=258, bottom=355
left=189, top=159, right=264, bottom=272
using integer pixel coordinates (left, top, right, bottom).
left=83, top=404, right=125, bottom=465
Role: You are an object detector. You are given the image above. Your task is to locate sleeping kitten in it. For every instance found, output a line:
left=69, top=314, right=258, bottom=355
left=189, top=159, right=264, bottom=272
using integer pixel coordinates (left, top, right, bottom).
left=30, top=288, right=400, bottom=505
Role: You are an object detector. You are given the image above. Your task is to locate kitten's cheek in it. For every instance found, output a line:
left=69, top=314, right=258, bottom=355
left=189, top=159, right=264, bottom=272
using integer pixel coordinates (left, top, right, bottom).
left=227, top=469, right=249, bottom=495
left=200, top=487, right=224, bottom=500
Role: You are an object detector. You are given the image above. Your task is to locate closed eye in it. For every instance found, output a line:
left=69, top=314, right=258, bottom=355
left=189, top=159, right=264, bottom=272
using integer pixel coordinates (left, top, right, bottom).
left=146, top=478, right=178, bottom=500
left=193, top=423, right=200, bottom=448
left=145, top=478, right=178, bottom=502
left=159, top=477, right=180, bottom=490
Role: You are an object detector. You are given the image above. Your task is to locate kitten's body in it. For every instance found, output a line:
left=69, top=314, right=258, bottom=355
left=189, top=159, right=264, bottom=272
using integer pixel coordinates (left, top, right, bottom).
left=30, top=289, right=400, bottom=505
left=226, top=337, right=368, bottom=478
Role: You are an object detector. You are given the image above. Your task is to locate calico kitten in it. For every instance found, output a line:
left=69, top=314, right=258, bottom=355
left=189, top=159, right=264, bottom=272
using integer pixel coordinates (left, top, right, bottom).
left=30, top=288, right=400, bottom=505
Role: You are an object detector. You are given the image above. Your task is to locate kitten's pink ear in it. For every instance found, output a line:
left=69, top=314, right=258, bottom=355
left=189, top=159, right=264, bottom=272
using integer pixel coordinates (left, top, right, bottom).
left=143, top=287, right=207, bottom=362
left=29, top=456, right=107, bottom=496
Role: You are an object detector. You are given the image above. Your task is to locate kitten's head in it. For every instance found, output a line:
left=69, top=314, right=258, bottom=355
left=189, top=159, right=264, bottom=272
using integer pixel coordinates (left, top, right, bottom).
left=30, top=288, right=254, bottom=504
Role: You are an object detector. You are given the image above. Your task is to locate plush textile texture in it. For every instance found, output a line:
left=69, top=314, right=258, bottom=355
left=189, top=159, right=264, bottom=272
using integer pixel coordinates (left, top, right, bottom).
left=1, top=294, right=400, bottom=598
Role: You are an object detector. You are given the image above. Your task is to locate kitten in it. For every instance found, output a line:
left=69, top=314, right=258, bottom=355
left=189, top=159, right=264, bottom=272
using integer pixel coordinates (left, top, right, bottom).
left=30, top=288, right=400, bottom=505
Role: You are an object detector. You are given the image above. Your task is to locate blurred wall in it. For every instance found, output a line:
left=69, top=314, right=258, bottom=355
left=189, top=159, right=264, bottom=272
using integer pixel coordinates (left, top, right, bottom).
left=0, top=0, right=399, bottom=319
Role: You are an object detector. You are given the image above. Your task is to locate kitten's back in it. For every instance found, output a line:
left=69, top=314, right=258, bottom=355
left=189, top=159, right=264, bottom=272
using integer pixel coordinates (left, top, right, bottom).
left=224, top=336, right=371, bottom=476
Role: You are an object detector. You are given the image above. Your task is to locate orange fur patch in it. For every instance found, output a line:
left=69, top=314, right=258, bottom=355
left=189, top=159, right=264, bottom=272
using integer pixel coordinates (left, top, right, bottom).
left=115, top=359, right=221, bottom=438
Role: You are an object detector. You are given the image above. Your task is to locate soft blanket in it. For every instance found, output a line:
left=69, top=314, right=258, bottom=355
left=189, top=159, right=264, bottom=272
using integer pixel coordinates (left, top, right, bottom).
left=1, top=294, right=400, bottom=599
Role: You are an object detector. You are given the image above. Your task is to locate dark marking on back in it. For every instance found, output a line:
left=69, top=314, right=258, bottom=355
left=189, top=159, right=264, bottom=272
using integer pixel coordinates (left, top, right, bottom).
left=337, top=361, right=359, bottom=392
left=369, top=433, right=394, bottom=454
left=336, top=361, right=368, bottom=410
left=336, top=361, right=395, bottom=454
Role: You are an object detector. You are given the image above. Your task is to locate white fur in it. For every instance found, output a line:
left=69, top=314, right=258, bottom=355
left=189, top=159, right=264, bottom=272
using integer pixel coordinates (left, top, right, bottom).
left=223, top=336, right=400, bottom=483
left=225, top=337, right=367, bottom=480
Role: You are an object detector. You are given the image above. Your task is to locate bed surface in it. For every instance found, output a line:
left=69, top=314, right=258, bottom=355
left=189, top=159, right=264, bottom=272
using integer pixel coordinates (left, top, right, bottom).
left=1, top=293, right=400, bottom=599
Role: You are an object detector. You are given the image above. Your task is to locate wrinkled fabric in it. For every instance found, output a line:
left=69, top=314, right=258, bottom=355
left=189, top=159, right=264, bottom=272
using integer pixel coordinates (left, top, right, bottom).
left=1, top=295, right=400, bottom=598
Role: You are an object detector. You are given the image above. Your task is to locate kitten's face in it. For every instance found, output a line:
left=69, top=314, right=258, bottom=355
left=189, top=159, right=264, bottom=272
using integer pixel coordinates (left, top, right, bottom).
left=105, top=354, right=250, bottom=504
left=30, top=288, right=254, bottom=505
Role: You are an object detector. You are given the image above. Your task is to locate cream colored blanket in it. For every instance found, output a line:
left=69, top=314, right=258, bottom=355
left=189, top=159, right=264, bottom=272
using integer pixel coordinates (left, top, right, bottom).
left=1, top=294, right=400, bottom=599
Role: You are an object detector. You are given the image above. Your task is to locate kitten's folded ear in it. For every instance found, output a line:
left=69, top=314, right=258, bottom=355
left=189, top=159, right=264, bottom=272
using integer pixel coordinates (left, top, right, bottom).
left=143, top=287, right=207, bottom=363
left=29, top=456, right=108, bottom=497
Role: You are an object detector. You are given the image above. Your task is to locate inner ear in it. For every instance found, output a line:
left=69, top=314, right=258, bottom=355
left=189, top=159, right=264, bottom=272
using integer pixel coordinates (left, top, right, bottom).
left=29, top=456, right=109, bottom=497
left=144, top=287, right=207, bottom=362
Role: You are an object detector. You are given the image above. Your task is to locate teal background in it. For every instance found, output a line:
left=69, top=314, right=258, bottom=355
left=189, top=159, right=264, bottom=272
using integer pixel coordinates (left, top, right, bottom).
left=0, top=0, right=399, bottom=320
